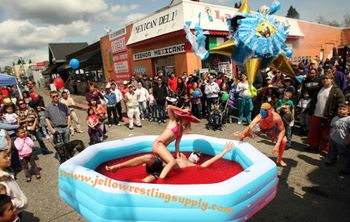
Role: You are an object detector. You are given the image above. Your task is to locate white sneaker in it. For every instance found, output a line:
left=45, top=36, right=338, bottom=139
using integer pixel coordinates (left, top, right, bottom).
left=237, top=121, right=242, bottom=125
left=45, top=135, right=50, bottom=140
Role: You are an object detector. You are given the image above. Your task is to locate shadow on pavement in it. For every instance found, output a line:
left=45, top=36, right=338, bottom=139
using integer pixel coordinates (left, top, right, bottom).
left=21, top=211, right=40, bottom=222
left=251, top=154, right=350, bottom=222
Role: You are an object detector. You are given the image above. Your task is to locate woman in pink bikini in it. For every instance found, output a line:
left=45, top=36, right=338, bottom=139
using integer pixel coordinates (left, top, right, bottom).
left=106, top=105, right=200, bottom=182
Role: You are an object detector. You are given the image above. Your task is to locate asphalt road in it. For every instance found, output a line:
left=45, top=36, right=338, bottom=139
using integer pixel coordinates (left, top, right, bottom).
left=17, top=87, right=350, bottom=222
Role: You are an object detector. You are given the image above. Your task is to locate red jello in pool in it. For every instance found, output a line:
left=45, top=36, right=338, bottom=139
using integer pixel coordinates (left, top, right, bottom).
left=96, top=153, right=243, bottom=184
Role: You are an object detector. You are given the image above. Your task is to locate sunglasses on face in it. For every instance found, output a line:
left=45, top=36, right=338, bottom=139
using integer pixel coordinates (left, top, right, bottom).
left=51, top=95, right=59, bottom=98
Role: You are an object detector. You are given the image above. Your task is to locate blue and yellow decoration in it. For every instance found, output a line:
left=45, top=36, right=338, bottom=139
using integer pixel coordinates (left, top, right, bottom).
left=211, top=0, right=295, bottom=96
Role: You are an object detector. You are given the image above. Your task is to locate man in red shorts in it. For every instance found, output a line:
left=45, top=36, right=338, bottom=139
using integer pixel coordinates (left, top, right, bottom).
left=237, top=103, right=287, bottom=166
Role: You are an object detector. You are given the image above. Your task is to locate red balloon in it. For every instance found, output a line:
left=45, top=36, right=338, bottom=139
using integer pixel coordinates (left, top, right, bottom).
left=30, top=92, right=39, bottom=101
left=54, top=78, right=64, bottom=90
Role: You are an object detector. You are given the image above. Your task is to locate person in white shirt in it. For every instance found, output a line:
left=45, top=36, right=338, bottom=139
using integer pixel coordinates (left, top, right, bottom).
left=136, top=82, right=150, bottom=120
left=60, top=90, right=84, bottom=136
left=204, top=75, right=220, bottom=114
left=111, top=82, right=123, bottom=122
left=236, top=73, right=253, bottom=125
left=125, top=85, right=142, bottom=130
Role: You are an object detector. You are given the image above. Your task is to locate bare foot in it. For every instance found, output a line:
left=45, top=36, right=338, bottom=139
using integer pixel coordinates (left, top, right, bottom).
left=277, top=160, right=287, bottom=167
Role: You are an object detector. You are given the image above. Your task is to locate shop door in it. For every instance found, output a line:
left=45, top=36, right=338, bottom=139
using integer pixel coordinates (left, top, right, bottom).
left=154, top=55, right=175, bottom=77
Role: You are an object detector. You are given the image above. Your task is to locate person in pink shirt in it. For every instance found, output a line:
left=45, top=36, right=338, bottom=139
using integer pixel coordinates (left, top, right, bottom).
left=14, top=128, right=40, bottom=182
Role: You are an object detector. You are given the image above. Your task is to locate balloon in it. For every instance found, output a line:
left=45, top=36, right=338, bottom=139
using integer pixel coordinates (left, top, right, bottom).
left=221, top=92, right=229, bottom=102
left=54, top=78, right=64, bottom=90
left=193, top=90, right=200, bottom=97
left=69, top=58, right=80, bottom=69
left=30, top=92, right=39, bottom=101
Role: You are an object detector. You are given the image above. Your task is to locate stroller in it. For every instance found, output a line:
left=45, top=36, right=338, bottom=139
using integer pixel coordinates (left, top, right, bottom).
left=206, top=99, right=228, bottom=131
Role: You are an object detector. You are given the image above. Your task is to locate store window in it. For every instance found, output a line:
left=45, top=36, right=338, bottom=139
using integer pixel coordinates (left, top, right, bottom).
left=153, top=55, right=175, bottom=77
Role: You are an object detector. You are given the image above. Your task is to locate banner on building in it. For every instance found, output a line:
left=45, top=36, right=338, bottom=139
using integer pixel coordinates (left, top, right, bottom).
left=133, top=44, right=185, bottom=61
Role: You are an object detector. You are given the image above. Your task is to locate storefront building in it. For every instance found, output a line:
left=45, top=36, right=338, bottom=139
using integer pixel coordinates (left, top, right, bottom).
left=94, top=0, right=350, bottom=80
left=100, top=27, right=131, bottom=86
left=126, top=0, right=305, bottom=77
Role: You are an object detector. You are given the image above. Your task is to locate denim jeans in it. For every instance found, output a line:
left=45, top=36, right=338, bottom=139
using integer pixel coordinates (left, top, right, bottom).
left=107, top=105, right=119, bottom=125
left=139, top=101, right=148, bottom=119
left=285, top=126, right=292, bottom=147
left=237, top=97, right=253, bottom=123
left=33, top=130, right=50, bottom=153
left=54, top=127, right=70, bottom=145
left=156, top=102, right=166, bottom=121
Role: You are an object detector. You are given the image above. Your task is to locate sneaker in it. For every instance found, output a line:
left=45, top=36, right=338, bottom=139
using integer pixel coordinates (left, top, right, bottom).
left=108, top=124, right=112, bottom=127
left=117, top=123, right=121, bottom=126
left=129, top=126, right=133, bottom=130
left=36, top=174, right=41, bottom=179
left=162, top=120, right=167, bottom=123
left=45, top=135, right=51, bottom=140
left=26, top=177, right=31, bottom=183
left=77, top=130, right=85, bottom=133
left=237, top=121, right=242, bottom=125
left=135, top=125, right=142, bottom=128
left=141, top=118, right=145, bottom=120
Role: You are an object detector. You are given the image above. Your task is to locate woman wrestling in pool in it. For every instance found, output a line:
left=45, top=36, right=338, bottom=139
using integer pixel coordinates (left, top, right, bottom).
left=151, top=105, right=197, bottom=181
left=105, top=141, right=234, bottom=183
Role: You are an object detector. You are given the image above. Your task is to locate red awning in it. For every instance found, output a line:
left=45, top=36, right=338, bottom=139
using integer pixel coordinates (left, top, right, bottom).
left=208, top=31, right=229, bottom=36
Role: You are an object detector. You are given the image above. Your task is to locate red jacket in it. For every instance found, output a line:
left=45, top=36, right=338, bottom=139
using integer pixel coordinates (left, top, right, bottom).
left=168, top=77, right=178, bottom=93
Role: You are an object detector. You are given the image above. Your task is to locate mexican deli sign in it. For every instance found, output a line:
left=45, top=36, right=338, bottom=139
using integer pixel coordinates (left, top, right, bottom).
left=133, top=44, right=185, bottom=61
left=127, top=4, right=183, bottom=45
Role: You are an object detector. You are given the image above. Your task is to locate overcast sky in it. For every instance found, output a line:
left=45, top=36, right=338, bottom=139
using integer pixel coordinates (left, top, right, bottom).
left=0, top=0, right=348, bottom=68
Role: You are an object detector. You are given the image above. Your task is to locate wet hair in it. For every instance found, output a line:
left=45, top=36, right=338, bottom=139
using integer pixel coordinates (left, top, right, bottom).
left=0, top=194, right=12, bottom=216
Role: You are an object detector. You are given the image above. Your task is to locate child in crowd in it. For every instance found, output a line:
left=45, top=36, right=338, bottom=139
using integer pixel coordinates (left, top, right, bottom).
left=2, top=104, right=18, bottom=126
left=182, top=94, right=192, bottom=110
left=86, top=108, right=103, bottom=145
left=278, top=103, right=294, bottom=149
left=297, top=90, right=311, bottom=134
left=325, top=104, right=350, bottom=176
left=0, top=150, right=28, bottom=215
left=0, top=129, right=11, bottom=153
left=148, top=88, right=157, bottom=122
left=36, top=106, right=51, bottom=140
left=0, top=194, right=20, bottom=222
left=190, top=83, right=202, bottom=119
left=14, top=128, right=40, bottom=182
left=277, top=90, right=295, bottom=149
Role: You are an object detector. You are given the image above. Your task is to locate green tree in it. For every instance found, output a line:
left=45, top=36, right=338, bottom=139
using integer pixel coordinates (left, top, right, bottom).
left=317, top=15, right=341, bottom=27
left=28, top=59, right=32, bottom=64
left=234, top=1, right=242, bottom=9
left=286, top=6, right=300, bottom=19
left=4, top=66, right=13, bottom=75
left=17, top=59, right=22, bottom=65
left=344, top=13, right=350, bottom=27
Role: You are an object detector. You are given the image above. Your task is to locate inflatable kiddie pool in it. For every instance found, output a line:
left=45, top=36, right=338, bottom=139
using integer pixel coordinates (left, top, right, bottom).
left=58, top=134, right=278, bottom=222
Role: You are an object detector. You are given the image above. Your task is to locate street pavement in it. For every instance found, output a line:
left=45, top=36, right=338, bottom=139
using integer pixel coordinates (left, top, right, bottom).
left=18, top=87, right=350, bottom=222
